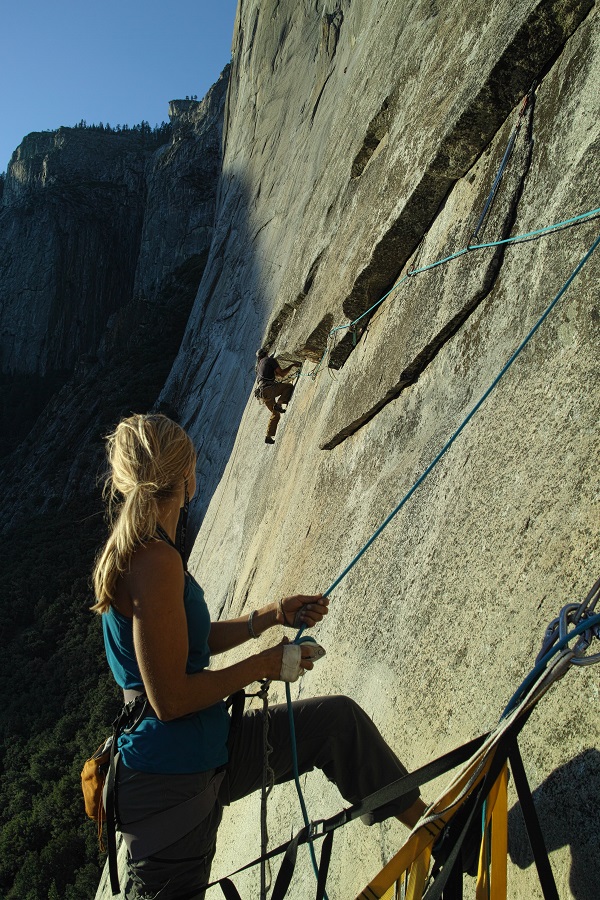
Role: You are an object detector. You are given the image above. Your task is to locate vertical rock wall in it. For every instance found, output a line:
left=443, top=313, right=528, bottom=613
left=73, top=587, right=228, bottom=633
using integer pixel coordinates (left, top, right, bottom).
left=0, top=76, right=228, bottom=524
left=134, top=72, right=229, bottom=303
left=138, top=1, right=600, bottom=898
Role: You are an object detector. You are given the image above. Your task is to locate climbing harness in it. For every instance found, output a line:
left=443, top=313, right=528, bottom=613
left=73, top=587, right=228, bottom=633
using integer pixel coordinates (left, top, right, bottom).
left=254, top=360, right=300, bottom=402
left=254, top=352, right=277, bottom=401
left=100, top=689, right=227, bottom=896
left=254, top=383, right=271, bottom=401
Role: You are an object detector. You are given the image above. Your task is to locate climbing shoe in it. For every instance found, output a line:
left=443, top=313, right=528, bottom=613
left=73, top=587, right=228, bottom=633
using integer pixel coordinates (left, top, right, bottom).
left=274, top=404, right=286, bottom=414
left=265, top=437, right=275, bottom=445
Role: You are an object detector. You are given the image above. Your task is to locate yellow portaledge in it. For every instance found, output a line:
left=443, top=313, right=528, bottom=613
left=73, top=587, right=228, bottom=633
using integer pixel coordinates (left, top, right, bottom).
left=355, top=739, right=502, bottom=899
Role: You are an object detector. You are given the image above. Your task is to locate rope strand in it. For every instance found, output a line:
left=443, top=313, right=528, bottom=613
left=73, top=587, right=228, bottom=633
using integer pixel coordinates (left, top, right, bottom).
left=285, top=235, right=600, bottom=888
left=294, top=206, right=600, bottom=381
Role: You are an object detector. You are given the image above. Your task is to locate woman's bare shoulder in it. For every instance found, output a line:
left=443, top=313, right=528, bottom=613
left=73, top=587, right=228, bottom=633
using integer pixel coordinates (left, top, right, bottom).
left=125, top=540, right=184, bottom=605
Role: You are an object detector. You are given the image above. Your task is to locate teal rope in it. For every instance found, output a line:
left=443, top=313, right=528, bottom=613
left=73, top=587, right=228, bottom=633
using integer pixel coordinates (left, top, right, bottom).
left=286, top=231, right=599, bottom=891
left=285, top=681, right=328, bottom=898
left=502, top=613, right=600, bottom=718
left=328, top=206, right=600, bottom=336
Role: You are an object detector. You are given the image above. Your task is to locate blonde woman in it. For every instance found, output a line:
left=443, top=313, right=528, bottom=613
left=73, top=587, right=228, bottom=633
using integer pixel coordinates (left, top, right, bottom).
left=93, top=413, right=426, bottom=900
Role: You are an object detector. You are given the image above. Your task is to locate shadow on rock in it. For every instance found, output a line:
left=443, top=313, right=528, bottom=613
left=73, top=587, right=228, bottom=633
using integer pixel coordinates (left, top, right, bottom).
left=508, top=748, right=600, bottom=899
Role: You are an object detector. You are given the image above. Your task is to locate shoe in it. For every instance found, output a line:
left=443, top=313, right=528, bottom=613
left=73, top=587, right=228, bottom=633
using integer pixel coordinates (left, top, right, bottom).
left=265, top=437, right=275, bottom=445
left=274, top=404, right=286, bottom=414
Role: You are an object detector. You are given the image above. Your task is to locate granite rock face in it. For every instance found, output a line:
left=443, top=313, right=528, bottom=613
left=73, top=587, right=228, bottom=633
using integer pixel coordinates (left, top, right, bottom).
left=0, top=72, right=228, bottom=507
left=0, top=69, right=228, bottom=460
left=127, top=2, right=597, bottom=899
left=134, top=72, right=229, bottom=303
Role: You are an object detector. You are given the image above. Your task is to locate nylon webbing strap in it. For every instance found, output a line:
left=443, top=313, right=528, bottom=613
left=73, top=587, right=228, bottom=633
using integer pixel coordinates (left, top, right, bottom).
left=105, top=738, right=120, bottom=895
left=508, top=743, right=559, bottom=900
left=316, top=832, right=335, bottom=900
left=441, top=859, right=463, bottom=900
left=348, top=732, right=489, bottom=826
left=422, top=784, right=486, bottom=900
left=199, top=731, right=491, bottom=897
left=270, top=831, right=302, bottom=900
left=405, top=843, right=432, bottom=900
left=218, top=879, right=244, bottom=900
left=472, top=763, right=509, bottom=900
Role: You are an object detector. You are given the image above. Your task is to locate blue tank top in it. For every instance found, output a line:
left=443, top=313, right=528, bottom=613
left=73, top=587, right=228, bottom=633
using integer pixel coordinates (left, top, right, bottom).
left=102, top=573, right=230, bottom=774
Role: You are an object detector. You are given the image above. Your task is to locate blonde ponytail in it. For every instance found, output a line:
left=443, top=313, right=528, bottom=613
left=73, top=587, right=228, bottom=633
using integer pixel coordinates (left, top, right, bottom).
left=92, top=414, right=196, bottom=613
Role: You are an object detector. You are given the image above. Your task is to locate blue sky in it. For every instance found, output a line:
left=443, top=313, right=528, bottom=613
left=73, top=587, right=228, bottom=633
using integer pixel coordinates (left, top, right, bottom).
left=0, top=1, right=238, bottom=174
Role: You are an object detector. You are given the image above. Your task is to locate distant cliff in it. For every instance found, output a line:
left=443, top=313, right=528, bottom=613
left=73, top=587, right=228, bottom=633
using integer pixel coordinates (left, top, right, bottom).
left=0, top=128, right=153, bottom=375
left=0, top=69, right=228, bottom=467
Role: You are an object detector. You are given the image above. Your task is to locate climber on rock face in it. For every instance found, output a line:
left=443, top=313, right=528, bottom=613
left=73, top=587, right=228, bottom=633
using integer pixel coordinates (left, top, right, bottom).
left=92, top=413, right=429, bottom=900
left=254, top=347, right=300, bottom=444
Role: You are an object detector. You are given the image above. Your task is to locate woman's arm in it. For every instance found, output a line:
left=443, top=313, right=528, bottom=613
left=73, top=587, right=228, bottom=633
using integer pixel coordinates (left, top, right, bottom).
left=208, top=604, right=278, bottom=654
left=128, top=543, right=316, bottom=721
left=208, top=593, right=329, bottom=654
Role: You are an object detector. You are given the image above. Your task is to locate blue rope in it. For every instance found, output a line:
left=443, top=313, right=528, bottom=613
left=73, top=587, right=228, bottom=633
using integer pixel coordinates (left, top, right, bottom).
left=470, top=93, right=530, bottom=245
left=326, top=206, right=600, bottom=337
left=470, top=130, right=518, bottom=243
left=314, top=231, right=600, bottom=602
left=502, top=613, right=600, bottom=718
left=285, top=232, right=600, bottom=871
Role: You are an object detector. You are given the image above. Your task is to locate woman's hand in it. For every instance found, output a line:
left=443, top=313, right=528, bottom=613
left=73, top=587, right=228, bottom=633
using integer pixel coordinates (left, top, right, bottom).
left=257, top=638, right=316, bottom=681
left=276, top=593, right=329, bottom=629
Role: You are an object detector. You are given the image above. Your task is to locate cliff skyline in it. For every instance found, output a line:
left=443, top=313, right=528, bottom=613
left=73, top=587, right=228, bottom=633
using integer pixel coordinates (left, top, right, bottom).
left=0, top=1, right=236, bottom=174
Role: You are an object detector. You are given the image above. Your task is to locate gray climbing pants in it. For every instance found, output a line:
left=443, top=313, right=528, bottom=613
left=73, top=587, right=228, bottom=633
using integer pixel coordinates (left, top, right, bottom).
left=119, top=695, right=420, bottom=899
